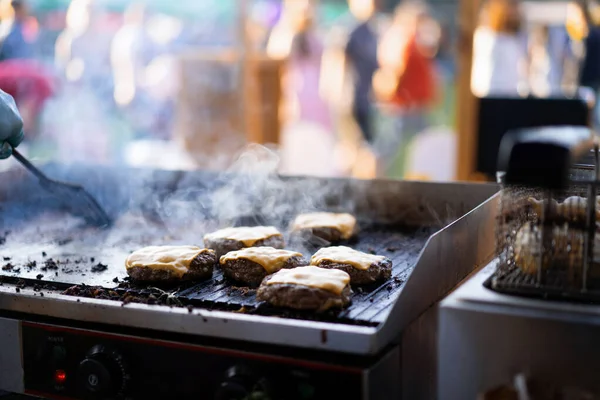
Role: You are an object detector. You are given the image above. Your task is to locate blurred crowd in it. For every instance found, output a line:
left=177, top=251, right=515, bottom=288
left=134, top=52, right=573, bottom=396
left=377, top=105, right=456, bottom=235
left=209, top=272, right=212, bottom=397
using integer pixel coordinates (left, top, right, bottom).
left=0, top=0, right=597, bottom=180
left=471, top=0, right=600, bottom=100
left=267, top=0, right=444, bottom=179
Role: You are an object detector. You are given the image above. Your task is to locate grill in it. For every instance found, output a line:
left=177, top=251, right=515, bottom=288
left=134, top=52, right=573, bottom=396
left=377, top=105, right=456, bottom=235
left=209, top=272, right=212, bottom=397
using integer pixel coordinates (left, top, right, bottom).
left=0, top=162, right=497, bottom=355
left=488, top=126, right=600, bottom=302
left=0, top=161, right=498, bottom=400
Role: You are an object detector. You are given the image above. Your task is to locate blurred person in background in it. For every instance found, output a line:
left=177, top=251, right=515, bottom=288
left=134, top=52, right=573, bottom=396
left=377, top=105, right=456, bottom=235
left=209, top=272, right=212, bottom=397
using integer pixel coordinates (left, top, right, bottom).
left=344, top=0, right=380, bottom=144
left=49, top=0, right=116, bottom=163
left=267, top=0, right=340, bottom=177
left=0, top=0, right=35, bottom=61
left=373, top=1, right=440, bottom=177
left=111, top=3, right=167, bottom=140
left=471, top=0, right=527, bottom=97
left=567, top=0, right=600, bottom=98
left=0, top=0, right=52, bottom=144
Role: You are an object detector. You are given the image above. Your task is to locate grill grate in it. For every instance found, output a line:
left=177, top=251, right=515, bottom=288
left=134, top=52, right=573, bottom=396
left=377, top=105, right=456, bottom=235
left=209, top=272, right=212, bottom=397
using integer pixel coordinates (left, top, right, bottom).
left=132, top=226, right=431, bottom=326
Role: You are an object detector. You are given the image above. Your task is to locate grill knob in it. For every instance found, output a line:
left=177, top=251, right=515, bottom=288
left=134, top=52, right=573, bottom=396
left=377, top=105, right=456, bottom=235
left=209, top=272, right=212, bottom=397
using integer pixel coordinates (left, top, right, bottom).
left=215, top=365, right=272, bottom=400
left=77, top=345, right=129, bottom=398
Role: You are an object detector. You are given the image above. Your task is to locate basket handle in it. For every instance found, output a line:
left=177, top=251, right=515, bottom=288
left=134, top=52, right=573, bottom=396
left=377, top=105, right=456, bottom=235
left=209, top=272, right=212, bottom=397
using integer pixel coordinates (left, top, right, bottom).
left=498, top=126, right=596, bottom=188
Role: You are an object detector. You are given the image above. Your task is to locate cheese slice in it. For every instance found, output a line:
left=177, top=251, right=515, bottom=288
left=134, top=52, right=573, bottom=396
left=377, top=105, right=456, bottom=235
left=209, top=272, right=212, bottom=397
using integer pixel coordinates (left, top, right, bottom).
left=220, top=247, right=303, bottom=274
left=126, top=245, right=210, bottom=278
left=266, top=266, right=350, bottom=295
left=311, top=246, right=386, bottom=271
left=292, top=212, right=356, bottom=240
left=204, top=226, right=282, bottom=247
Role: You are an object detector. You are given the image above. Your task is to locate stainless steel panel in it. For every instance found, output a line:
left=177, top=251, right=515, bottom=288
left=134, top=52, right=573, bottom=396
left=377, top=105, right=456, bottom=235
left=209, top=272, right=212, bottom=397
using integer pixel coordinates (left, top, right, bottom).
left=0, top=318, right=23, bottom=393
left=377, top=193, right=499, bottom=349
left=439, top=266, right=600, bottom=399
left=364, top=345, right=400, bottom=400
left=0, top=289, right=377, bottom=354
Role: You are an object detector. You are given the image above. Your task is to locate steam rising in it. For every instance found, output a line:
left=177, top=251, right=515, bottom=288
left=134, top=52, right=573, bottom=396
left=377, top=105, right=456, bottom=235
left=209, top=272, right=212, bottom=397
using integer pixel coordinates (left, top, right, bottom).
left=72, top=142, right=356, bottom=257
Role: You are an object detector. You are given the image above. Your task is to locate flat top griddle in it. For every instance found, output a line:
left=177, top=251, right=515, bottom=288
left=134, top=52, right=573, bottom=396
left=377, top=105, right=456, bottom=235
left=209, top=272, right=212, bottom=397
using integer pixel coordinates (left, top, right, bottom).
left=0, top=164, right=498, bottom=355
left=0, top=207, right=433, bottom=327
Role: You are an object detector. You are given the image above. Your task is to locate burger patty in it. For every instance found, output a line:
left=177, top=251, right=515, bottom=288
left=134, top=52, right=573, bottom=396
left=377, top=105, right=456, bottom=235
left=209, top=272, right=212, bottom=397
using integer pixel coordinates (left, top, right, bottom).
left=205, top=235, right=285, bottom=258
left=127, top=250, right=217, bottom=282
left=312, top=258, right=392, bottom=285
left=291, top=226, right=356, bottom=244
left=220, top=255, right=306, bottom=286
left=256, top=279, right=351, bottom=311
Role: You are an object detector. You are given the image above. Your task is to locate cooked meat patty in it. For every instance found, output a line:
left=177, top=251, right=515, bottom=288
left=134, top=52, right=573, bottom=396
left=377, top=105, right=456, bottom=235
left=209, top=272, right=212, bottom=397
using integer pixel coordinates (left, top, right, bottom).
left=219, top=247, right=306, bottom=286
left=126, top=245, right=216, bottom=282
left=291, top=212, right=358, bottom=243
left=256, top=266, right=351, bottom=311
left=204, top=226, right=285, bottom=257
left=310, top=246, right=392, bottom=284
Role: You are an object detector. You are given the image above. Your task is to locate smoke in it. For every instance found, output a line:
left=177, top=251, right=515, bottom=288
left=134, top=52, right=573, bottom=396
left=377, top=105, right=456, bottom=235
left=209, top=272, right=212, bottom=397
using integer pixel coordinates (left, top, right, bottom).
left=140, top=142, right=356, bottom=253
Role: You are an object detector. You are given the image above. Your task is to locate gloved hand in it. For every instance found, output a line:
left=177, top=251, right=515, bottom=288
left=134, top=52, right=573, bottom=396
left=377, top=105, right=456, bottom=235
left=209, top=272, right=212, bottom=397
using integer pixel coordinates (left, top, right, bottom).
left=0, top=90, right=23, bottom=159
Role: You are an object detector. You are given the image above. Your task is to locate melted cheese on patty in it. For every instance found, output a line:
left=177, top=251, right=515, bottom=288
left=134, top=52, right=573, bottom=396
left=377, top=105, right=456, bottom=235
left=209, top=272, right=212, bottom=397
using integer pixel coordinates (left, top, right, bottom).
left=292, top=212, right=356, bottom=240
left=220, top=247, right=302, bottom=273
left=266, top=266, right=350, bottom=295
left=204, top=226, right=282, bottom=246
left=311, top=246, right=386, bottom=271
left=126, top=245, right=211, bottom=278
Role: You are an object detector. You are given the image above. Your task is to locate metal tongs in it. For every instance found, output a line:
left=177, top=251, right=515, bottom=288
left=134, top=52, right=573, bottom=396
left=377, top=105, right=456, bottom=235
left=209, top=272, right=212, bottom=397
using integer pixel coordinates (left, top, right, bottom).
left=11, top=149, right=111, bottom=227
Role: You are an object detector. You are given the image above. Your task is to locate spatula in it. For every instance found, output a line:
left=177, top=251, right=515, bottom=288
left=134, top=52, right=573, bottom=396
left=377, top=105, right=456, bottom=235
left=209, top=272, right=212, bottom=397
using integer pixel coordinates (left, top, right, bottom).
left=11, top=148, right=111, bottom=227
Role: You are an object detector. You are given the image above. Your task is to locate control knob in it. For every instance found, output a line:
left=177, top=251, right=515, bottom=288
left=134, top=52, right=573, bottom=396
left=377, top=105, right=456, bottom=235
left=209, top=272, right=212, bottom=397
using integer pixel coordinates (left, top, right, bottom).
left=215, top=365, right=273, bottom=400
left=77, top=345, right=129, bottom=399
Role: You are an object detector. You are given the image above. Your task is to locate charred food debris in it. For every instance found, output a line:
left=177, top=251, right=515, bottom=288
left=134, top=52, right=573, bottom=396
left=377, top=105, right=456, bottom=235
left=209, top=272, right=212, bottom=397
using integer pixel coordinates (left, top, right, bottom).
left=91, top=263, right=108, bottom=273
left=63, top=285, right=187, bottom=308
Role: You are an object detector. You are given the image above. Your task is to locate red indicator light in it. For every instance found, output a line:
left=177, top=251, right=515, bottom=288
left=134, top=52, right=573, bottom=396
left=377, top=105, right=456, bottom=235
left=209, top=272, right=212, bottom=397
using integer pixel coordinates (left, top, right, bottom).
left=54, top=369, right=67, bottom=384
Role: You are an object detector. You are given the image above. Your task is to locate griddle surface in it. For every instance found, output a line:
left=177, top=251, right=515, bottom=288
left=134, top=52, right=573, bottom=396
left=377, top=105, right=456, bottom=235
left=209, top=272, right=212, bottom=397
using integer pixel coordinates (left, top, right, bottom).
left=0, top=211, right=432, bottom=326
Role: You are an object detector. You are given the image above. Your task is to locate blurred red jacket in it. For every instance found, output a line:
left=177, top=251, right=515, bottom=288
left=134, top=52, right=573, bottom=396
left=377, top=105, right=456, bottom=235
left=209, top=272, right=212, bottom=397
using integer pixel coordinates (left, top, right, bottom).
left=0, top=59, right=54, bottom=116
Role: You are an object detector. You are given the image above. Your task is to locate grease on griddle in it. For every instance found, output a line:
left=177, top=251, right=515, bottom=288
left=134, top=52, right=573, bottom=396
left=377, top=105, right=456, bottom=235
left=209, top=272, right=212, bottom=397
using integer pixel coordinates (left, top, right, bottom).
left=91, top=263, right=108, bottom=273
left=57, top=238, right=73, bottom=246
left=0, top=231, right=9, bottom=245
left=228, top=286, right=255, bottom=297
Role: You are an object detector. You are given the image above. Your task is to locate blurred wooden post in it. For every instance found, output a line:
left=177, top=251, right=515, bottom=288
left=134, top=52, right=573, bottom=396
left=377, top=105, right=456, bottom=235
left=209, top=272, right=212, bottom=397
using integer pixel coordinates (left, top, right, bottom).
left=242, top=0, right=283, bottom=146
left=456, top=0, right=482, bottom=181
left=174, top=1, right=283, bottom=169
left=239, top=0, right=250, bottom=138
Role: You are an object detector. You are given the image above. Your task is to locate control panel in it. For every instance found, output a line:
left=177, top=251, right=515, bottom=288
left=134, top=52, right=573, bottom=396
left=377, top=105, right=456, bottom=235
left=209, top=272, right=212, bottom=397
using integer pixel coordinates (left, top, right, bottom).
left=22, top=322, right=365, bottom=400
